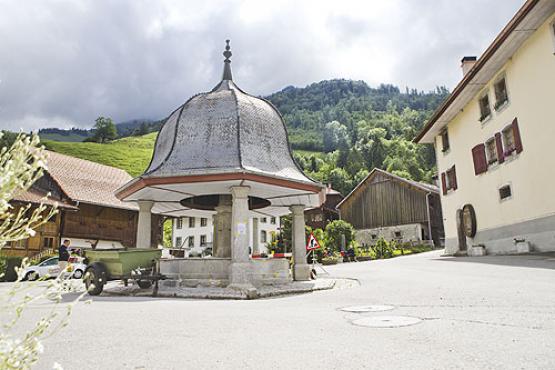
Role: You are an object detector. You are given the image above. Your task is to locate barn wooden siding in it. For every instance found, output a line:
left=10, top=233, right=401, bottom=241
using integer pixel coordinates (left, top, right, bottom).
left=339, top=172, right=432, bottom=230
left=63, top=204, right=163, bottom=248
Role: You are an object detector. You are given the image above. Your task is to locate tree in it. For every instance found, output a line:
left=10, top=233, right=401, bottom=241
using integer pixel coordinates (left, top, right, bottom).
left=91, top=116, right=117, bottom=143
left=324, top=220, right=355, bottom=252
left=323, top=121, right=349, bottom=152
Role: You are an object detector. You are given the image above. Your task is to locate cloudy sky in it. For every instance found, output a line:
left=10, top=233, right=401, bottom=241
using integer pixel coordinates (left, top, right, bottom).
left=0, top=0, right=524, bottom=131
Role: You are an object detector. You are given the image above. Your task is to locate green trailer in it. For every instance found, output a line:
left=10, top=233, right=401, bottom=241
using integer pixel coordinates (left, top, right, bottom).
left=83, top=248, right=163, bottom=296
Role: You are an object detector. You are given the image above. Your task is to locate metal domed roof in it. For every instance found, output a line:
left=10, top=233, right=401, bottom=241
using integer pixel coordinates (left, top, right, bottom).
left=143, top=42, right=313, bottom=185
left=116, top=41, right=323, bottom=216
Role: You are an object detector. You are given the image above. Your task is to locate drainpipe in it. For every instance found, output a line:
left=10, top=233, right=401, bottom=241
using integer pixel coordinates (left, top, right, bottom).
left=425, top=192, right=433, bottom=248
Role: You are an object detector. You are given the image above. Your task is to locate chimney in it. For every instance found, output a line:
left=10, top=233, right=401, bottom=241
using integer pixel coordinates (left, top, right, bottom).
left=461, top=56, right=477, bottom=76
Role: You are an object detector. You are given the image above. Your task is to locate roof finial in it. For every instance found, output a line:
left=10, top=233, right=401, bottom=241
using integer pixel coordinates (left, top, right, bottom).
left=222, top=39, right=233, bottom=81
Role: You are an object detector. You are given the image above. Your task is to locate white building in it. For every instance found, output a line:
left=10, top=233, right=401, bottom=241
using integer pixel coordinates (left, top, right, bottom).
left=172, top=215, right=280, bottom=255
left=415, top=1, right=555, bottom=255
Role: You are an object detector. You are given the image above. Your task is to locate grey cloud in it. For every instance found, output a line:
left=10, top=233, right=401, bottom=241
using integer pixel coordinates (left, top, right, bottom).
left=0, top=0, right=524, bottom=131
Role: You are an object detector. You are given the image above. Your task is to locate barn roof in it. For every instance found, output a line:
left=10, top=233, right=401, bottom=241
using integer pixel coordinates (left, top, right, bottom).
left=12, top=188, right=78, bottom=210
left=44, top=151, right=138, bottom=211
left=336, top=168, right=439, bottom=209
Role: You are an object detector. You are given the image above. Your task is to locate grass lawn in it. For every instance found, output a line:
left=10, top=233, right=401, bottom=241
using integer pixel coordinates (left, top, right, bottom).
left=43, top=133, right=157, bottom=177
left=43, top=131, right=327, bottom=177
left=293, top=149, right=326, bottom=158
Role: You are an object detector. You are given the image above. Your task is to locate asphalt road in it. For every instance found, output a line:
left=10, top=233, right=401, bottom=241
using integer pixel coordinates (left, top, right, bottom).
left=5, top=250, right=555, bottom=370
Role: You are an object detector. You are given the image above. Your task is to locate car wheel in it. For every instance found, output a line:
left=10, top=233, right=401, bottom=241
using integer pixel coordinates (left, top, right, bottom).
left=72, top=269, right=83, bottom=279
left=25, top=271, right=39, bottom=281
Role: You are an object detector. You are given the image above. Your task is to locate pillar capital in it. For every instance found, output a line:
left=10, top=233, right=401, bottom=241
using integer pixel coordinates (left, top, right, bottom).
left=137, top=200, right=154, bottom=212
left=230, top=185, right=250, bottom=199
left=289, top=204, right=305, bottom=216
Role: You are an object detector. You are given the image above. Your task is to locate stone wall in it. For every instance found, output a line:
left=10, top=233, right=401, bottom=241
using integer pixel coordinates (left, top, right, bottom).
left=159, top=257, right=291, bottom=288
left=356, top=223, right=425, bottom=246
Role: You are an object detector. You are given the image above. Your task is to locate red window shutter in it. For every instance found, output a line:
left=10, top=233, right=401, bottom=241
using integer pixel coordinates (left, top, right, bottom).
left=441, top=172, right=447, bottom=195
left=471, top=144, right=487, bottom=175
left=512, top=118, right=523, bottom=154
left=451, top=166, right=458, bottom=190
left=495, top=132, right=505, bottom=163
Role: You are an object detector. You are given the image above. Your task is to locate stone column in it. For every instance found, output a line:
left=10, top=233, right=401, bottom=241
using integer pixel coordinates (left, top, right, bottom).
left=229, top=186, right=254, bottom=289
left=290, top=205, right=310, bottom=281
left=136, top=200, right=154, bottom=248
left=213, top=195, right=232, bottom=258
left=252, top=217, right=260, bottom=257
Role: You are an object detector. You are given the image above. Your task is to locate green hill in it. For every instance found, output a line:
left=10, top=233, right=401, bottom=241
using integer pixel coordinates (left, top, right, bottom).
left=41, top=79, right=448, bottom=194
left=43, top=133, right=157, bottom=177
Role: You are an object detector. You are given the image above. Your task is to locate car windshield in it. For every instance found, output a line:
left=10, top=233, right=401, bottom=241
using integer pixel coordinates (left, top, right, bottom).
left=40, top=258, right=58, bottom=266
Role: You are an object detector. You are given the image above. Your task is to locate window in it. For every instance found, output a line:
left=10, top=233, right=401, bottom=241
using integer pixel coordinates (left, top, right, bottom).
left=441, top=166, right=458, bottom=195
left=200, top=218, right=208, bottom=227
left=176, top=218, right=183, bottom=229
left=502, top=125, right=516, bottom=155
left=9, top=239, right=28, bottom=249
left=371, top=234, right=377, bottom=240
left=440, top=129, right=450, bottom=152
left=479, top=93, right=491, bottom=122
left=188, top=217, right=195, bottom=228
left=552, top=20, right=555, bottom=51
left=176, top=237, right=182, bottom=247
left=260, top=230, right=267, bottom=243
left=42, top=237, right=55, bottom=249
left=394, top=231, right=402, bottom=239
left=485, top=138, right=498, bottom=165
left=188, top=237, right=195, bottom=247
left=270, top=217, right=276, bottom=225
left=499, top=185, right=512, bottom=200
left=200, top=235, right=207, bottom=245
left=494, top=76, right=509, bottom=110
left=260, top=217, right=267, bottom=223
left=40, top=258, right=58, bottom=266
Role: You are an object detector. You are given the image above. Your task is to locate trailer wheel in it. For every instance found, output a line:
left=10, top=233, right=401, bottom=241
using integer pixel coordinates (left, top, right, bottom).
left=137, top=280, right=152, bottom=289
left=84, top=263, right=107, bottom=296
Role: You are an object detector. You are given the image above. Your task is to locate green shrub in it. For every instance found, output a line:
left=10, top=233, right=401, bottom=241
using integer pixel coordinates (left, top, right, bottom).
left=325, top=220, right=355, bottom=251
left=0, top=255, right=23, bottom=282
left=373, top=238, right=394, bottom=259
left=321, top=255, right=340, bottom=265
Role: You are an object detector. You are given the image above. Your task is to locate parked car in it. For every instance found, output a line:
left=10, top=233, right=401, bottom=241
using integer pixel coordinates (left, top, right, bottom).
left=23, top=256, right=87, bottom=281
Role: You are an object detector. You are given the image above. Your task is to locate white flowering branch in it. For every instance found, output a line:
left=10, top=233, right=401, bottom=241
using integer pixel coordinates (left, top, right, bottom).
left=0, top=132, right=86, bottom=370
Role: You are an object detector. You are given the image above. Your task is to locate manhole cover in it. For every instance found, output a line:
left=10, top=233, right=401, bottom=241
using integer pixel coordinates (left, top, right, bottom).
left=340, top=305, right=395, bottom=313
left=352, top=316, right=422, bottom=328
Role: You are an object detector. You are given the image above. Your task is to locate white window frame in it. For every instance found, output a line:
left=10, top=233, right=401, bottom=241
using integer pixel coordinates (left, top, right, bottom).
left=188, top=236, right=195, bottom=247
left=176, top=218, right=183, bottom=229
left=485, top=137, right=498, bottom=166
left=501, top=123, right=517, bottom=159
left=176, top=237, right=182, bottom=248
left=188, top=217, right=195, bottom=228
left=478, top=90, right=492, bottom=124
left=493, top=73, right=509, bottom=112
left=440, top=128, right=450, bottom=154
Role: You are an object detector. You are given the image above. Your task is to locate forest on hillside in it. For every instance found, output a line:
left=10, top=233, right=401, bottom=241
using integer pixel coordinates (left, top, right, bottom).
left=26, top=79, right=450, bottom=197
left=265, top=79, right=449, bottom=195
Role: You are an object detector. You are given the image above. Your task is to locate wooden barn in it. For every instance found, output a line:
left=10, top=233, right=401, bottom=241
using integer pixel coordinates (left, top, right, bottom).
left=4, top=151, right=162, bottom=257
left=337, top=169, right=444, bottom=247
